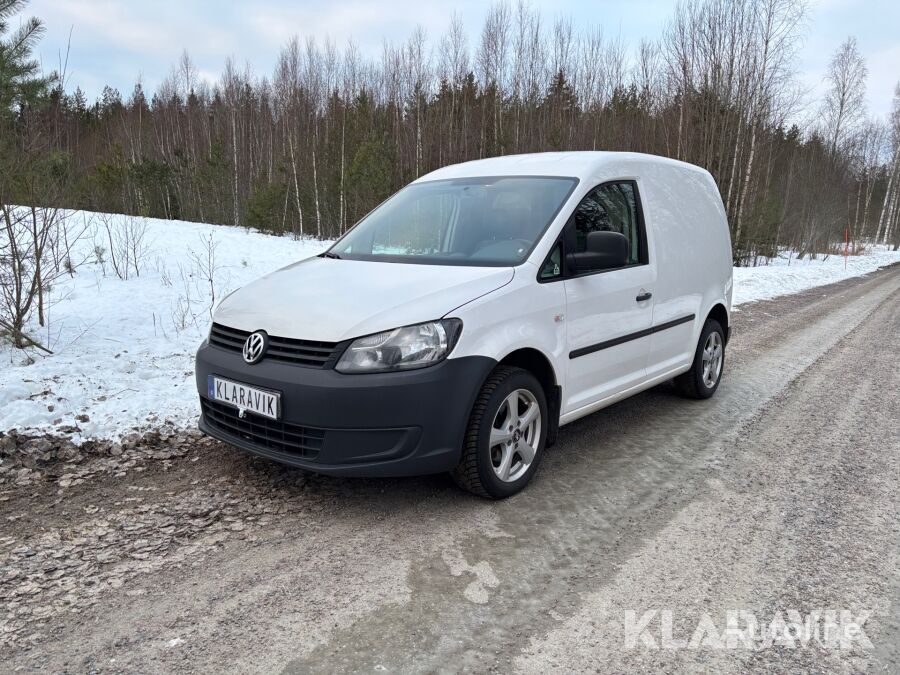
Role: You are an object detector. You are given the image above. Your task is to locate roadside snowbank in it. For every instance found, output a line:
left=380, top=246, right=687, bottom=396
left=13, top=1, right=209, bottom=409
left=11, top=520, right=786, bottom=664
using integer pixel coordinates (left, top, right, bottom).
left=732, top=247, right=900, bottom=306
left=1, top=211, right=897, bottom=441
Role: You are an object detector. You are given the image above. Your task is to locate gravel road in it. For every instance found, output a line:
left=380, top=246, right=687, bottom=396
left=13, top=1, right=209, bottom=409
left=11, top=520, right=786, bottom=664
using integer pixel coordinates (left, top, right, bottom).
left=2, top=264, right=899, bottom=674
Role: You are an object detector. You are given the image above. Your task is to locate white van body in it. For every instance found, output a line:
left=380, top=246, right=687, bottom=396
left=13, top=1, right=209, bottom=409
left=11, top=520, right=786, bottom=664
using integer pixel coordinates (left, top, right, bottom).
left=420, top=152, right=733, bottom=423
left=197, top=152, right=733, bottom=497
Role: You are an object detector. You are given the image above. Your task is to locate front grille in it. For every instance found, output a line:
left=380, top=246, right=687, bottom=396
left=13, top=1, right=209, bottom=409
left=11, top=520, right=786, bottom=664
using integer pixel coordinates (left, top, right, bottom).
left=209, top=323, right=341, bottom=368
left=201, top=399, right=324, bottom=459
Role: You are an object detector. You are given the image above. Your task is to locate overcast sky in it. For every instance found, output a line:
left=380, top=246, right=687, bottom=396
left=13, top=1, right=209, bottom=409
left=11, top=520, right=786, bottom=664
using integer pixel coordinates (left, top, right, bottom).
left=26, top=0, right=900, bottom=121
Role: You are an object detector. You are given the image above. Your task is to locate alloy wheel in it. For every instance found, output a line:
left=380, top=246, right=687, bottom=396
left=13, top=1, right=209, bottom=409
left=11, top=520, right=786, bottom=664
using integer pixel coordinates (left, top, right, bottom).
left=489, top=389, right=541, bottom=483
left=702, top=331, right=723, bottom=388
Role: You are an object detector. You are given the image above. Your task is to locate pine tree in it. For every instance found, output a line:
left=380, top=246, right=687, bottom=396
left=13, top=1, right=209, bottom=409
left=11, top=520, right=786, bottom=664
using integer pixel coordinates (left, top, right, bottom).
left=0, top=0, right=52, bottom=118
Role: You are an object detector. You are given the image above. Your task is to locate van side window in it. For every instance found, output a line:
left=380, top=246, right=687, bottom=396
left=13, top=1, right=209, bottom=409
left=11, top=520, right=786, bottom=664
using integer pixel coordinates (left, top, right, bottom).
left=573, top=182, right=644, bottom=266
left=539, top=242, right=563, bottom=280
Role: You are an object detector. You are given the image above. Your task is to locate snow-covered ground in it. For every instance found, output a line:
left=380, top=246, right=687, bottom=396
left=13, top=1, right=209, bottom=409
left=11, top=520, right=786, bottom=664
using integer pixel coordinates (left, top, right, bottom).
left=1, top=212, right=329, bottom=441
left=732, top=247, right=900, bottom=305
left=1, top=211, right=898, bottom=442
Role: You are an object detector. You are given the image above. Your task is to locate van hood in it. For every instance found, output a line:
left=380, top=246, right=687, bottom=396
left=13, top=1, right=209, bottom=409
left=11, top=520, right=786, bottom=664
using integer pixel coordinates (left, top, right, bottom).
left=213, top=257, right=514, bottom=342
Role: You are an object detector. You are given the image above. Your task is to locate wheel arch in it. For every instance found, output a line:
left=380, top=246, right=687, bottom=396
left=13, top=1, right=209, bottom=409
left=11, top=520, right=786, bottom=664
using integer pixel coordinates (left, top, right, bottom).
left=705, top=302, right=730, bottom=344
left=497, top=347, right=561, bottom=447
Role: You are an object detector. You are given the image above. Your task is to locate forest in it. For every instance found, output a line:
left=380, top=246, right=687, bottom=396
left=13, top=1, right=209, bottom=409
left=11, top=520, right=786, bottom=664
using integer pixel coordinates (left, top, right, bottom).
left=2, top=0, right=900, bottom=264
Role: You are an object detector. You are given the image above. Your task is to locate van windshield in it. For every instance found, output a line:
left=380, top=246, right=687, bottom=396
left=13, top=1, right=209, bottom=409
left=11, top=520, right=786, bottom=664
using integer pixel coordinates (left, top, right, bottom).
left=328, top=176, right=578, bottom=266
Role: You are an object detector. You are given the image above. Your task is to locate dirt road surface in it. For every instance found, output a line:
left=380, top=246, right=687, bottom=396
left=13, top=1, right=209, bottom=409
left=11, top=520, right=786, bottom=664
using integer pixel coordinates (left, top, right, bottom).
left=2, top=264, right=899, bottom=674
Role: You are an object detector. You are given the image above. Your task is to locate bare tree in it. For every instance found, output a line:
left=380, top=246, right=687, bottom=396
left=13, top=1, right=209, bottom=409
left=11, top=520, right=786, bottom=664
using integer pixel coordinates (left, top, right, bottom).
left=100, top=212, right=148, bottom=280
left=733, top=0, right=807, bottom=254
left=5, top=0, right=897, bottom=265
left=186, top=231, right=220, bottom=319
left=821, top=37, right=868, bottom=158
left=875, top=84, right=900, bottom=244
left=0, top=204, right=73, bottom=351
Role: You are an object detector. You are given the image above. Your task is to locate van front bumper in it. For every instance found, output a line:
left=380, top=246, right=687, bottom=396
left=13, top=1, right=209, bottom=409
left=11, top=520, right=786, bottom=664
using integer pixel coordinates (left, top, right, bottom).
left=195, top=342, right=495, bottom=477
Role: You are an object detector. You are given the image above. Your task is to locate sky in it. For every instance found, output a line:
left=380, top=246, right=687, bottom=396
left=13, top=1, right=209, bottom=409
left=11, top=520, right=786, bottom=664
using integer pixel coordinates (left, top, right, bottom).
left=23, top=0, right=900, bottom=122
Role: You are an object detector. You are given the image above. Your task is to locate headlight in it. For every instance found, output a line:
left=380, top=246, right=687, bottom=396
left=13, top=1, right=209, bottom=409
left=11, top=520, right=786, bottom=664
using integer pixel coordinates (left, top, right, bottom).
left=335, top=319, right=462, bottom=373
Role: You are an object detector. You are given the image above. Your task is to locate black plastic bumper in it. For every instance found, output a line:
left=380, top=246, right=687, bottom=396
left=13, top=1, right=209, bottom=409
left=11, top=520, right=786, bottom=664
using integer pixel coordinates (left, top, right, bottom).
left=195, top=341, right=496, bottom=477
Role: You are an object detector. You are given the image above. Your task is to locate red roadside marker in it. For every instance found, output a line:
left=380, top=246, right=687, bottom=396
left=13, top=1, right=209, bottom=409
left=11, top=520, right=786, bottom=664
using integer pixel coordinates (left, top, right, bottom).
left=844, top=227, right=849, bottom=270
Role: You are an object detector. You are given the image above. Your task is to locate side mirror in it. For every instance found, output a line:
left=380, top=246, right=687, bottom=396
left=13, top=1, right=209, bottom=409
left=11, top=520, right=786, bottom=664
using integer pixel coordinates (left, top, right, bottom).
left=568, top=231, right=629, bottom=272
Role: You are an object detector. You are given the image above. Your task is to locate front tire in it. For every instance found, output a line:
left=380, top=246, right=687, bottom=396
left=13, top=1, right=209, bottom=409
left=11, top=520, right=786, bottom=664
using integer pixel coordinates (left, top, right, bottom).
left=452, top=366, right=547, bottom=499
left=674, top=318, right=725, bottom=399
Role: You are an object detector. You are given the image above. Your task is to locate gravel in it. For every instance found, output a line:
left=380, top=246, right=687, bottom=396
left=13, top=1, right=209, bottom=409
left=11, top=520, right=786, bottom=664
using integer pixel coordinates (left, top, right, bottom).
left=1, top=264, right=898, bottom=673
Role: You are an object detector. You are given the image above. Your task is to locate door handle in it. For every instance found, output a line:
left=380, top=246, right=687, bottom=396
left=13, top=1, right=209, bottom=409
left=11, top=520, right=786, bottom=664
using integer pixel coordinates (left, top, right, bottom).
left=636, top=292, right=652, bottom=302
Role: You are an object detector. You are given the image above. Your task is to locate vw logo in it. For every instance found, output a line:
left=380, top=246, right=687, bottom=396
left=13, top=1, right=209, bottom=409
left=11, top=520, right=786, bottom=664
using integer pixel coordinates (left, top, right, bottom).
left=242, top=331, right=268, bottom=364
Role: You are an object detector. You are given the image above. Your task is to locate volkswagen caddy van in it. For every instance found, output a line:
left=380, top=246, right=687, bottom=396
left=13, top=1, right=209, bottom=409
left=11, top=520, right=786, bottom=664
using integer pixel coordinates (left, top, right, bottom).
left=196, top=152, right=733, bottom=498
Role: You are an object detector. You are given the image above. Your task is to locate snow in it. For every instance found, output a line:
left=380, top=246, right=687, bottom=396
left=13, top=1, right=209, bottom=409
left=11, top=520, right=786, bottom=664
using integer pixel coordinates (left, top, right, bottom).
left=1, top=211, right=898, bottom=442
left=732, top=247, right=900, bottom=306
left=1, top=211, right=329, bottom=441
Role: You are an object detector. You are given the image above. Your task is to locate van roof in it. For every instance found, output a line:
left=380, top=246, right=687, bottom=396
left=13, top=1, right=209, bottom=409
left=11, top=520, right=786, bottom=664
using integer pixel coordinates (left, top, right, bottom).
left=415, top=151, right=709, bottom=183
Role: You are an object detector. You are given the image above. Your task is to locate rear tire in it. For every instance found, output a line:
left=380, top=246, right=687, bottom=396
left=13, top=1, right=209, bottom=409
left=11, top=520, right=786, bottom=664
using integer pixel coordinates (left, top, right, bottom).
left=451, top=366, right=547, bottom=499
left=674, top=319, right=725, bottom=399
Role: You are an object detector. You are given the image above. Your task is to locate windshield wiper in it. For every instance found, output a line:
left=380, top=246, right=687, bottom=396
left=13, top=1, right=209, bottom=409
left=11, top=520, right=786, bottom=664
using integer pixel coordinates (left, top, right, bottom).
left=319, top=251, right=341, bottom=259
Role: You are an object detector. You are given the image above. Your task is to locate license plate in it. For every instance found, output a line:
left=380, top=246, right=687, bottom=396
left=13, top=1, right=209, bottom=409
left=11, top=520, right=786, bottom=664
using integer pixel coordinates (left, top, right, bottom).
left=208, top=375, right=281, bottom=420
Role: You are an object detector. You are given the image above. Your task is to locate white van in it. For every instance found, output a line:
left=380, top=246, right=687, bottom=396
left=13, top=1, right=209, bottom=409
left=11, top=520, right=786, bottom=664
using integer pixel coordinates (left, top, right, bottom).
left=196, top=152, right=733, bottom=497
